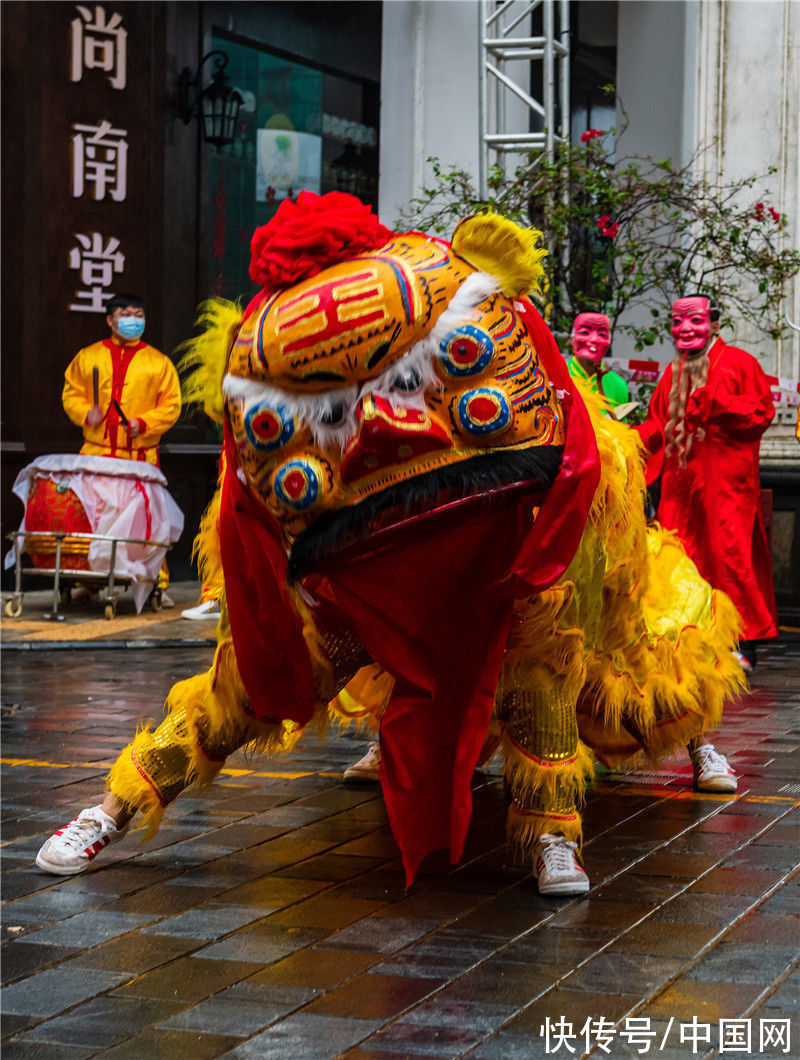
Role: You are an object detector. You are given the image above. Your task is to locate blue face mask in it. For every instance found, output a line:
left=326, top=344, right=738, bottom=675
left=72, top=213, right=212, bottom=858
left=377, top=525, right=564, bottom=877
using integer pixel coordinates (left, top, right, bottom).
left=116, top=315, right=145, bottom=341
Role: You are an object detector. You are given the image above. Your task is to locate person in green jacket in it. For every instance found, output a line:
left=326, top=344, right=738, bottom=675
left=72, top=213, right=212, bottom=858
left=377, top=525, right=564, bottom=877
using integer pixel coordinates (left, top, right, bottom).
left=566, top=311, right=630, bottom=410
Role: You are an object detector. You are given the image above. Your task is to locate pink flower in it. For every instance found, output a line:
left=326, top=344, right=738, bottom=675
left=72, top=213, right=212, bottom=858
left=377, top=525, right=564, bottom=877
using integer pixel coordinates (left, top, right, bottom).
left=580, top=128, right=604, bottom=143
left=596, top=215, right=610, bottom=230
left=753, top=202, right=765, bottom=221
left=768, top=206, right=782, bottom=223
left=603, top=223, right=620, bottom=239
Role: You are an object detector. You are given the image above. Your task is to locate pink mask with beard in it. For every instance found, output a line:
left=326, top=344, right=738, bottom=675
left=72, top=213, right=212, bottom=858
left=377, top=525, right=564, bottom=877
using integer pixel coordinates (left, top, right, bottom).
left=571, top=312, right=611, bottom=365
left=671, top=296, right=712, bottom=357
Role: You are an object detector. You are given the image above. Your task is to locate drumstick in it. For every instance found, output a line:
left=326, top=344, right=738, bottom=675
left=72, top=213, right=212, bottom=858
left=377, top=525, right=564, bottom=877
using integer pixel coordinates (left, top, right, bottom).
left=112, top=398, right=129, bottom=426
left=92, top=367, right=99, bottom=408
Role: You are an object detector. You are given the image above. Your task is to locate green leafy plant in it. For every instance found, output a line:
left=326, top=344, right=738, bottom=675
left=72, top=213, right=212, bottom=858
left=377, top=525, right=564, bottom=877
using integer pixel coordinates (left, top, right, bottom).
left=403, top=124, right=800, bottom=355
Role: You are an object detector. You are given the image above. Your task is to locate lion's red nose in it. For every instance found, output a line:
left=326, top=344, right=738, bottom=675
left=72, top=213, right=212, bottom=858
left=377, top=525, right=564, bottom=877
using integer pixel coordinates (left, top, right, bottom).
left=340, top=394, right=452, bottom=485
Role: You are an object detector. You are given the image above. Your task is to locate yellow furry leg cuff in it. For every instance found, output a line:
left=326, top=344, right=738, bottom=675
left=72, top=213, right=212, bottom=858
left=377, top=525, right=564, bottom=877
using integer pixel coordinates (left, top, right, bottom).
left=502, top=732, right=595, bottom=807
left=506, top=803, right=584, bottom=862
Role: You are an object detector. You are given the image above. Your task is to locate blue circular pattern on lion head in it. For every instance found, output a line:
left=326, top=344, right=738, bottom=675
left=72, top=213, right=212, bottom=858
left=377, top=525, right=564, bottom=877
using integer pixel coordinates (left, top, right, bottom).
left=439, top=325, right=494, bottom=377
left=274, top=460, right=320, bottom=509
left=457, top=387, right=512, bottom=436
left=244, top=402, right=295, bottom=452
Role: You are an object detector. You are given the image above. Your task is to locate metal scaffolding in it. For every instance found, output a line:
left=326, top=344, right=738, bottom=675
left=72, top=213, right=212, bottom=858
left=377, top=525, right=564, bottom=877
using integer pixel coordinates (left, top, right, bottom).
left=479, top=0, right=570, bottom=195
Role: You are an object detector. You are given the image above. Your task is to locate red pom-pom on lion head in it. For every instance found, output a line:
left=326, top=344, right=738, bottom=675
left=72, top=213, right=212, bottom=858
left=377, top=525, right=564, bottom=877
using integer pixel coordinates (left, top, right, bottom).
left=249, top=190, right=394, bottom=293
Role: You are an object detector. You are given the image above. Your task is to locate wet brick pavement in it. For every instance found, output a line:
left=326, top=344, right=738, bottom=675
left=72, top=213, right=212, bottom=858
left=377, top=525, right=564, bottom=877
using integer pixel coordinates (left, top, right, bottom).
left=1, top=636, right=798, bottom=1059
left=1, top=581, right=216, bottom=648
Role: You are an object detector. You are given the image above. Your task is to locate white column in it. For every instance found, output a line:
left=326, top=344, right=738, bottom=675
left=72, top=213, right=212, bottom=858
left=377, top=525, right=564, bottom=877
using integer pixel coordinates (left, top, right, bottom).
left=379, top=0, right=481, bottom=231
left=693, top=0, right=799, bottom=379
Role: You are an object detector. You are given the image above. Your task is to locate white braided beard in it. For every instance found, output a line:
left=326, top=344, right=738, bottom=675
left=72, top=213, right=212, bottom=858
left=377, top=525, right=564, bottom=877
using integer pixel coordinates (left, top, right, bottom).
left=664, top=349, right=710, bottom=467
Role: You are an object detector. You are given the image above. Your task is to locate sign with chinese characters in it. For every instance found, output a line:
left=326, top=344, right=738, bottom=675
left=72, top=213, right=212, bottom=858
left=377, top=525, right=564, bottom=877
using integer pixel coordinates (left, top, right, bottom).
left=66, top=4, right=134, bottom=314
left=0, top=1, right=162, bottom=455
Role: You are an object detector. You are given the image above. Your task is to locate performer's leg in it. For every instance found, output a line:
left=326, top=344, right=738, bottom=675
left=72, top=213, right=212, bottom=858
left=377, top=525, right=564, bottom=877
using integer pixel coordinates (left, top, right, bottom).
left=35, top=639, right=294, bottom=875
left=336, top=665, right=393, bottom=783
left=499, top=667, right=594, bottom=896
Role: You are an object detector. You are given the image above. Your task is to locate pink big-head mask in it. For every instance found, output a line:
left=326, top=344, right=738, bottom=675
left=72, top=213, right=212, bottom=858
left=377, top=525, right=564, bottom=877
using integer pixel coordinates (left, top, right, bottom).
left=571, top=312, right=611, bottom=365
left=671, top=296, right=712, bottom=357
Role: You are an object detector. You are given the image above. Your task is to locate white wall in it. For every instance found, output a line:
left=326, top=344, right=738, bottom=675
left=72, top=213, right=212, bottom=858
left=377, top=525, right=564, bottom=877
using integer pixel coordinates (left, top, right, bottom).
left=379, top=0, right=481, bottom=230
left=694, top=1, right=800, bottom=378
left=616, top=0, right=692, bottom=166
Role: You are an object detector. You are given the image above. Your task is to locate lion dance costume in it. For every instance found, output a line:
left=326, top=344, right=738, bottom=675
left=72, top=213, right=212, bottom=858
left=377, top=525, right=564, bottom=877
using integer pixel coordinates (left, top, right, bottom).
left=105, top=193, right=743, bottom=886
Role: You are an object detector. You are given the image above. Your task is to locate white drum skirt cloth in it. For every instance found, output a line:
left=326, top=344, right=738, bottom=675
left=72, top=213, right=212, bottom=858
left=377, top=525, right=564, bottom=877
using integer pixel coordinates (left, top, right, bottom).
left=7, top=454, right=185, bottom=612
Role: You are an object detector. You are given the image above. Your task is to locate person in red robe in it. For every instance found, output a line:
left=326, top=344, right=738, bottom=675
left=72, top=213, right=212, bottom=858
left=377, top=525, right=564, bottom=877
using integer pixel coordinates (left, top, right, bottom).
left=637, top=295, right=778, bottom=672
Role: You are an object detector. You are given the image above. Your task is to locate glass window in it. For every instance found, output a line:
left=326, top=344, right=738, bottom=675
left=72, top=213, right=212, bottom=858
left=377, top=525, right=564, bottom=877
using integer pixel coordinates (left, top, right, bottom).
left=207, top=35, right=379, bottom=302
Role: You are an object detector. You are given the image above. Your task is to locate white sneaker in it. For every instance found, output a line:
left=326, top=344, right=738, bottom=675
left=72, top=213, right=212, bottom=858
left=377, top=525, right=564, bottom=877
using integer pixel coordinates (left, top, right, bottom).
left=159, top=592, right=175, bottom=609
left=732, top=650, right=753, bottom=674
left=181, top=599, right=221, bottom=620
left=343, top=741, right=381, bottom=783
left=534, top=833, right=590, bottom=896
left=35, top=805, right=129, bottom=875
left=691, top=743, right=737, bottom=793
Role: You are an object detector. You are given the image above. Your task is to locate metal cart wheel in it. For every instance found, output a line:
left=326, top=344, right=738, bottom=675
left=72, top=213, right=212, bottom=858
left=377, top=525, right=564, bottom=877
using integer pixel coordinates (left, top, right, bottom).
left=4, top=598, right=22, bottom=619
left=104, top=601, right=117, bottom=621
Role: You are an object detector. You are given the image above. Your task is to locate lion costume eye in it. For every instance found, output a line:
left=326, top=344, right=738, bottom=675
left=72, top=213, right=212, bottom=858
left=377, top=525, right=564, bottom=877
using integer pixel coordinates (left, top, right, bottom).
left=225, top=374, right=359, bottom=451
left=244, top=402, right=295, bottom=451
left=438, top=325, right=495, bottom=377
left=457, top=386, right=513, bottom=436
left=390, top=365, right=423, bottom=395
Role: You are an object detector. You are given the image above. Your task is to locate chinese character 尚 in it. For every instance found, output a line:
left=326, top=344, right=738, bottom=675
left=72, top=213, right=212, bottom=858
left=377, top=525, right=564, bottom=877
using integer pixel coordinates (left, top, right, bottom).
left=70, top=4, right=127, bottom=90
left=760, top=1019, right=791, bottom=1054
left=680, top=1017, right=712, bottom=1054
left=540, top=1016, right=577, bottom=1054
left=719, top=1018, right=751, bottom=1053
left=68, top=232, right=125, bottom=312
left=619, top=1016, right=657, bottom=1054
left=72, top=121, right=128, bottom=202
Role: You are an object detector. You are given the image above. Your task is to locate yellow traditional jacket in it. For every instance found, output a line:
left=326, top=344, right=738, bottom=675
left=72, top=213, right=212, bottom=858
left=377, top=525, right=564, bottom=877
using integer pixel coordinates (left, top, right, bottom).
left=62, top=338, right=181, bottom=465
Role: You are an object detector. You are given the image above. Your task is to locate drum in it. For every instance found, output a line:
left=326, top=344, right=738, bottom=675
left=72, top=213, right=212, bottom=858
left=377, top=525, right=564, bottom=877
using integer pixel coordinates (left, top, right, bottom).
left=24, top=475, right=92, bottom=571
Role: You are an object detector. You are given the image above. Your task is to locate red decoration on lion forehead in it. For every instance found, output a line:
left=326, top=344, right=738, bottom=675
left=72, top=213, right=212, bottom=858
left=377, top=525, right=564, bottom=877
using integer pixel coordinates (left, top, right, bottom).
left=249, top=191, right=394, bottom=295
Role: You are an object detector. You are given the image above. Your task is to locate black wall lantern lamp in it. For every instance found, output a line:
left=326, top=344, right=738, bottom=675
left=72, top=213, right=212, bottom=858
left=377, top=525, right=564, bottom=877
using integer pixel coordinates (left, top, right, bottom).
left=178, top=50, right=244, bottom=148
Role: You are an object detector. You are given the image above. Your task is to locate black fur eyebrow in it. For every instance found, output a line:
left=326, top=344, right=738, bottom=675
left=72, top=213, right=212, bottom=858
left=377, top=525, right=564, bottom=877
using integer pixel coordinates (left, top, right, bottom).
left=302, top=371, right=348, bottom=383
left=366, top=323, right=403, bottom=371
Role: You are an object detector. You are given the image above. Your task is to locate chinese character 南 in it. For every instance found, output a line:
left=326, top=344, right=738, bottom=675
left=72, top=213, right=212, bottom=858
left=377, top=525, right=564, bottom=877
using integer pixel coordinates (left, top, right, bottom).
left=72, top=121, right=128, bottom=202
left=68, top=232, right=125, bottom=312
left=70, top=5, right=127, bottom=90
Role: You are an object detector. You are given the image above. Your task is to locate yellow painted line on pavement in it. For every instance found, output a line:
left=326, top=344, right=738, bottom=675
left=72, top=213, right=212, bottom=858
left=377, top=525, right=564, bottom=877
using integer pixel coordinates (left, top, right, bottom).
left=0, top=756, right=331, bottom=781
left=1, top=756, right=797, bottom=808
left=2, top=757, right=76, bottom=769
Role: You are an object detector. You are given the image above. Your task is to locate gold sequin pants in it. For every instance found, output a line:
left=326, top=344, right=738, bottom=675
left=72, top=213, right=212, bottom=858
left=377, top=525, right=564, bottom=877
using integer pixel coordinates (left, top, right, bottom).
left=106, top=620, right=371, bottom=835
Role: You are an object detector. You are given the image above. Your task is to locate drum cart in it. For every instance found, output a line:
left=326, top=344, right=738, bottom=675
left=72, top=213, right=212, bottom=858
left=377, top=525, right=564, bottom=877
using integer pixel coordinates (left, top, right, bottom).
left=4, top=530, right=172, bottom=621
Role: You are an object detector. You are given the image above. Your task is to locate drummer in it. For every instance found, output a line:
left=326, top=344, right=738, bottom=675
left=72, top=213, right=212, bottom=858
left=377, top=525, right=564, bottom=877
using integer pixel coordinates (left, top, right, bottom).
left=62, top=293, right=182, bottom=601
left=63, top=293, right=181, bottom=466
